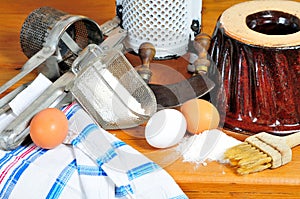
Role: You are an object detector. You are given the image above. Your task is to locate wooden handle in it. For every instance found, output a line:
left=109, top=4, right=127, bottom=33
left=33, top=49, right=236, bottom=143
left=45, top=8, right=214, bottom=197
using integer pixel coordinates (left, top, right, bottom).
left=194, top=33, right=211, bottom=53
left=137, top=42, right=156, bottom=83
left=284, top=131, right=300, bottom=148
left=139, top=42, right=156, bottom=68
left=193, top=33, right=211, bottom=74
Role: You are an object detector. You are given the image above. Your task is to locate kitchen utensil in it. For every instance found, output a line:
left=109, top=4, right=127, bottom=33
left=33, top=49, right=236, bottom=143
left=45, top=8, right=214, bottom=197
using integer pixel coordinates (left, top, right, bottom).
left=137, top=42, right=156, bottom=83
left=0, top=83, right=30, bottom=115
left=137, top=42, right=215, bottom=109
left=71, top=47, right=157, bottom=130
left=149, top=76, right=215, bottom=109
left=224, top=131, right=300, bottom=175
left=0, top=6, right=103, bottom=94
left=192, top=33, right=212, bottom=75
left=0, top=72, right=73, bottom=150
left=116, top=0, right=202, bottom=59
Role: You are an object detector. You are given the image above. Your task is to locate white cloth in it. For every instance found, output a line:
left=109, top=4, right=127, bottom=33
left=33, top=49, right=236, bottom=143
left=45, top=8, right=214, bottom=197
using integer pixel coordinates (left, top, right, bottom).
left=9, top=73, right=52, bottom=116
left=0, top=73, right=52, bottom=132
left=0, top=102, right=188, bottom=199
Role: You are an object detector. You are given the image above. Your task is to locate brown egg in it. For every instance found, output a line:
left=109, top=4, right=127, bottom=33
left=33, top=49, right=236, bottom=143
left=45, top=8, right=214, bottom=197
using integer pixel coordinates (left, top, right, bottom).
left=180, top=99, right=220, bottom=134
left=30, top=108, right=68, bottom=149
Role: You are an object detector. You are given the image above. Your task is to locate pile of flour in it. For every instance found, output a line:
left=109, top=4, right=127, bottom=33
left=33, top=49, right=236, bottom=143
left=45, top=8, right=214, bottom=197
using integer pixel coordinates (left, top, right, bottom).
left=177, top=129, right=241, bottom=165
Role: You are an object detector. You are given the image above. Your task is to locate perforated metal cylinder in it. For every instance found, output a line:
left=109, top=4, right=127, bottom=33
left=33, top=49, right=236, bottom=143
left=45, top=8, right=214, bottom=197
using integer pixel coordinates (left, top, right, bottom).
left=20, top=6, right=103, bottom=65
left=20, top=7, right=66, bottom=58
left=117, top=0, right=202, bottom=59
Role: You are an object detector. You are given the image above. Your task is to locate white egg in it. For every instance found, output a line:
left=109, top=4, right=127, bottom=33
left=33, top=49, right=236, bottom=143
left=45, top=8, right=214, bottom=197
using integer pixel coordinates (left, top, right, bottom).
left=145, top=109, right=187, bottom=148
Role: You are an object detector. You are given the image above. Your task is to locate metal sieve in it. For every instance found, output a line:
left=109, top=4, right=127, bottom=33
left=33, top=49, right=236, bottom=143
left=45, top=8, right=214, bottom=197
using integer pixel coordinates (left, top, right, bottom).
left=72, top=47, right=157, bottom=130
left=0, top=6, right=103, bottom=94
left=116, top=0, right=202, bottom=59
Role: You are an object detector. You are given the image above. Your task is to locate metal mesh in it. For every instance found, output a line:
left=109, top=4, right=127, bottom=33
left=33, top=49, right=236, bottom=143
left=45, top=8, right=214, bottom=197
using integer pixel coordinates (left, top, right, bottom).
left=71, top=50, right=157, bottom=129
left=107, top=53, right=156, bottom=112
left=59, top=20, right=89, bottom=68
left=20, top=7, right=66, bottom=58
left=20, top=7, right=103, bottom=67
left=118, top=0, right=202, bottom=59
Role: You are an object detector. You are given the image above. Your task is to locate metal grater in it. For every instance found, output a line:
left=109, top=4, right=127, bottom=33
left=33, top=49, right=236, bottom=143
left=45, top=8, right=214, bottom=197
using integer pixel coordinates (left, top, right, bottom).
left=116, top=0, right=202, bottom=59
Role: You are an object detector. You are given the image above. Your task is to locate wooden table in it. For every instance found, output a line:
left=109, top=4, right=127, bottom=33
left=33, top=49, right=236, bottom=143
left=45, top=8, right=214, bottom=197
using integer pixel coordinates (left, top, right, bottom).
left=1, top=0, right=300, bottom=198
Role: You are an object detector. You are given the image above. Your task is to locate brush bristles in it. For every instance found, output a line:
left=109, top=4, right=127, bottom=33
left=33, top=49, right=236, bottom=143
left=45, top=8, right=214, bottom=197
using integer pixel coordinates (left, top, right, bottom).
left=224, top=143, right=272, bottom=175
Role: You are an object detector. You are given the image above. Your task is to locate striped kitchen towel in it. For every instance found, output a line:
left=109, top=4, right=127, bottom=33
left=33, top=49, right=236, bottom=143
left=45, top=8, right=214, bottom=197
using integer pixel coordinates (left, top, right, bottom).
left=0, top=102, right=188, bottom=199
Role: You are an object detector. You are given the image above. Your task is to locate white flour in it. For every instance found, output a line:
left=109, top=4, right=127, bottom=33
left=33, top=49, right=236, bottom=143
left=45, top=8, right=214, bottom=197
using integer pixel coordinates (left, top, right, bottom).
left=75, top=66, right=145, bottom=125
left=99, top=68, right=145, bottom=116
left=177, top=129, right=241, bottom=165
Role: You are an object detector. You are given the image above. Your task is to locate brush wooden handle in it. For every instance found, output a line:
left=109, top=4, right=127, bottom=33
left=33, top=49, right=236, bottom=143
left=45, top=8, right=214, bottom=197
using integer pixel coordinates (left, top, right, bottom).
left=284, top=131, right=300, bottom=148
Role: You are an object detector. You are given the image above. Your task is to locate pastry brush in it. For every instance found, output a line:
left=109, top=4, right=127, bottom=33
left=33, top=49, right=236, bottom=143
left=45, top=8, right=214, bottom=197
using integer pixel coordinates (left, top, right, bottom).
left=224, top=131, right=300, bottom=175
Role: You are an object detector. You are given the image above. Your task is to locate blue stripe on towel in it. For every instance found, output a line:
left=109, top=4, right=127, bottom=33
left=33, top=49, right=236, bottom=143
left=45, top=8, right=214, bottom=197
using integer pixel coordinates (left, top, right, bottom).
left=77, top=165, right=107, bottom=176
left=111, top=141, right=126, bottom=149
left=0, top=147, right=47, bottom=198
left=46, top=159, right=77, bottom=199
left=95, top=140, right=126, bottom=166
left=119, top=162, right=161, bottom=198
left=64, top=103, right=80, bottom=120
left=71, top=123, right=98, bottom=146
left=0, top=144, right=31, bottom=169
left=115, top=184, right=134, bottom=198
left=96, top=148, right=117, bottom=166
left=127, top=162, right=161, bottom=181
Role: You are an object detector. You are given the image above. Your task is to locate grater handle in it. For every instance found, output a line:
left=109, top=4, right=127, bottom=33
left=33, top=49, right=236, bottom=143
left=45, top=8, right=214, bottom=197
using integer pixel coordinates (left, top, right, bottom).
left=0, top=72, right=74, bottom=150
left=137, top=42, right=156, bottom=83
left=0, top=46, right=55, bottom=95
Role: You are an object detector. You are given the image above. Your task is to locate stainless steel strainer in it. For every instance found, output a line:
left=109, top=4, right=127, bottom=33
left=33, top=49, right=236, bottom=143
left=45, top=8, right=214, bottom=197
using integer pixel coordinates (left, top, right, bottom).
left=72, top=47, right=157, bottom=130
left=0, top=6, right=103, bottom=94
